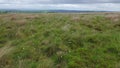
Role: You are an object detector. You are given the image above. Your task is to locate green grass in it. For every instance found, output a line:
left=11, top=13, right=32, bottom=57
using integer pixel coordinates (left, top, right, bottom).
left=0, top=13, right=120, bottom=68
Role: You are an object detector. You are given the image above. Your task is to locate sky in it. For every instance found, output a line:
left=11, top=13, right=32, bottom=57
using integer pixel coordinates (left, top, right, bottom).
left=0, top=0, right=120, bottom=11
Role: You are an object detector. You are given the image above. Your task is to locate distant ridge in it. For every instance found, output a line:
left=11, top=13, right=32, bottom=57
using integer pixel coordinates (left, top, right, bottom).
left=0, top=9, right=110, bottom=13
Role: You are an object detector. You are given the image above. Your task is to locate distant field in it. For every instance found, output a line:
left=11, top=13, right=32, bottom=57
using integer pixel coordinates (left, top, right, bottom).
left=0, top=13, right=120, bottom=68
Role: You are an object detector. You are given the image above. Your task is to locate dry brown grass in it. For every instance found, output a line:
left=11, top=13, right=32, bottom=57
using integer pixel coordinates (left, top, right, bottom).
left=0, top=42, right=14, bottom=59
left=71, top=16, right=81, bottom=22
left=105, top=14, right=120, bottom=22
left=14, top=19, right=27, bottom=26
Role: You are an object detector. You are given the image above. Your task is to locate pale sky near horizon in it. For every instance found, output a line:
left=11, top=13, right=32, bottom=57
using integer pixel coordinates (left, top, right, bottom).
left=0, top=0, right=120, bottom=11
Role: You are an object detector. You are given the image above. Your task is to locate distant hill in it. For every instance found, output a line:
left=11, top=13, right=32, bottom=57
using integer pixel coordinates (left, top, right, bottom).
left=0, top=9, right=108, bottom=13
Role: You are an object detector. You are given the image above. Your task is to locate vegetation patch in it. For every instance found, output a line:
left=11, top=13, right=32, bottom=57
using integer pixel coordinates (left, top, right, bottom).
left=0, top=13, right=120, bottom=68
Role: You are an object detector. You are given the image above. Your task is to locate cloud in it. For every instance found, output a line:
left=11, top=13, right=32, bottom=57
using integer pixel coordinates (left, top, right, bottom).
left=0, top=3, right=120, bottom=11
left=0, top=0, right=120, bottom=4
left=0, top=0, right=120, bottom=11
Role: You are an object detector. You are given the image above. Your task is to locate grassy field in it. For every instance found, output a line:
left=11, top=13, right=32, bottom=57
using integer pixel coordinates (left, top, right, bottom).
left=0, top=13, right=120, bottom=68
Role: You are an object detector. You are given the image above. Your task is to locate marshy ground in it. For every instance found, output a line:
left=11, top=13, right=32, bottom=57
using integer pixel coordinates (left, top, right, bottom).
left=0, top=13, right=120, bottom=68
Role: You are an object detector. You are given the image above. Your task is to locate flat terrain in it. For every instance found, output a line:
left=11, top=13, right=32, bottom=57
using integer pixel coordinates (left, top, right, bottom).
left=0, top=13, right=120, bottom=68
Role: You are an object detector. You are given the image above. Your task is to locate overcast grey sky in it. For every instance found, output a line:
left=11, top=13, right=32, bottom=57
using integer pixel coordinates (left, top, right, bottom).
left=0, top=0, right=120, bottom=11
